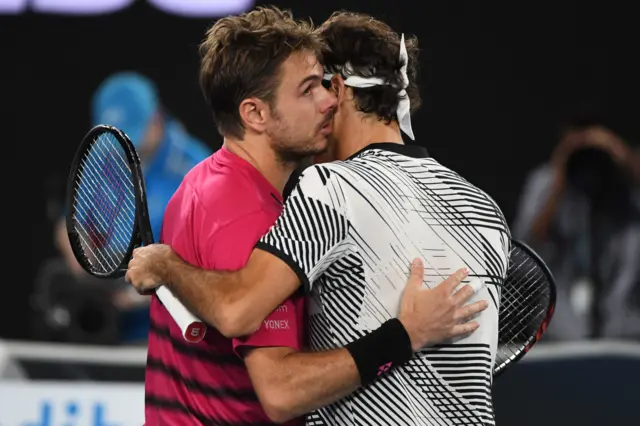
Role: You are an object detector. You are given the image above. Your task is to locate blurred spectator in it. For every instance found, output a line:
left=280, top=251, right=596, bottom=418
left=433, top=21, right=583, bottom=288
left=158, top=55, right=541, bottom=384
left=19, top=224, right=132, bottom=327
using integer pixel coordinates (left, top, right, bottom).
left=634, top=146, right=640, bottom=182
left=513, top=115, right=640, bottom=340
left=44, top=72, right=211, bottom=344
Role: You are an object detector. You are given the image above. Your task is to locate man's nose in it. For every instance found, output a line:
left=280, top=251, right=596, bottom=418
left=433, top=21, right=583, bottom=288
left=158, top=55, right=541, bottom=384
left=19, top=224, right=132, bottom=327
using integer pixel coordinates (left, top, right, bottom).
left=320, top=88, right=337, bottom=114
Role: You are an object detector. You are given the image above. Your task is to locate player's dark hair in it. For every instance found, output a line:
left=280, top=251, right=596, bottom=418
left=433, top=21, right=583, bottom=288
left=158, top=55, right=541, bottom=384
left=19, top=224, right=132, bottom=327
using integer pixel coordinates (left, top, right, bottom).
left=317, top=11, right=421, bottom=124
left=199, top=6, right=323, bottom=140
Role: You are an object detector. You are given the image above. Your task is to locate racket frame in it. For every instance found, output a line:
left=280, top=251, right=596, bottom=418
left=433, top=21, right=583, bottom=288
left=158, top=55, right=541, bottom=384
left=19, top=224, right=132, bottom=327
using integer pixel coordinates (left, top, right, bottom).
left=67, top=132, right=557, bottom=354
left=67, top=125, right=208, bottom=343
left=66, top=125, right=153, bottom=278
left=493, top=239, right=557, bottom=377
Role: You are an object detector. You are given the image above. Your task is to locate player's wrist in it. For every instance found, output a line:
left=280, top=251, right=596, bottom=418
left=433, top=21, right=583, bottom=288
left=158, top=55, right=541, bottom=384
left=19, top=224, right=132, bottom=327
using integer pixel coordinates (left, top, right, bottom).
left=160, top=251, right=182, bottom=287
left=346, top=319, right=413, bottom=386
left=397, top=316, right=424, bottom=352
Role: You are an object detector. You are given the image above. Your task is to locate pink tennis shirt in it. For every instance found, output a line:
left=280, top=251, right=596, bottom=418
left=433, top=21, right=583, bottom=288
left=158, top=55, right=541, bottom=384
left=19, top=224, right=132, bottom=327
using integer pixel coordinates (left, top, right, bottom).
left=144, top=147, right=305, bottom=425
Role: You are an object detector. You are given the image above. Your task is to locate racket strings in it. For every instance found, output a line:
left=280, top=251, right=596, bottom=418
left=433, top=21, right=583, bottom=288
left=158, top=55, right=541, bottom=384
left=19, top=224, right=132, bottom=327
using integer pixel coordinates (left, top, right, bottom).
left=74, top=143, right=133, bottom=253
left=76, top=156, right=128, bottom=249
left=502, top=260, right=549, bottom=334
left=495, top=245, right=552, bottom=372
left=500, top=264, right=546, bottom=337
left=90, top=137, right=136, bottom=225
left=74, top=158, right=132, bottom=269
left=83, top=134, right=136, bottom=253
left=72, top=132, right=137, bottom=274
left=75, top=154, right=134, bottom=270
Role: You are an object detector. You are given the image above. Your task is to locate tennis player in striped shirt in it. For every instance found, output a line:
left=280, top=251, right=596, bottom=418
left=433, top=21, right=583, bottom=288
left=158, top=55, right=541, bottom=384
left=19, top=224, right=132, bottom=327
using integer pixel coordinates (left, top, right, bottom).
left=128, top=10, right=505, bottom=426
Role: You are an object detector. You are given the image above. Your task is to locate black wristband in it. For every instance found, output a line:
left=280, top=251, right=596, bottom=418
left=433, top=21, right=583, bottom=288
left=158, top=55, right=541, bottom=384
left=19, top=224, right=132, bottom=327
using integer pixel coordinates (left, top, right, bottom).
left=346, top=318, right=413, bottom=386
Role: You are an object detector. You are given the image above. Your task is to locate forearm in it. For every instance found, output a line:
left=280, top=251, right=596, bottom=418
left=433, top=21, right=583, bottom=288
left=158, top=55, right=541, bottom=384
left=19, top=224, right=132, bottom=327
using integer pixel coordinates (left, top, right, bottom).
left=249, top=319, right=414, bottom=423
left=248, top=348, right=360, bottom=423
left=279, top=349, right=360, bottom=415
left=161, top=251, right=297, bottom=337
left=162, top=256, right=247, bottom=335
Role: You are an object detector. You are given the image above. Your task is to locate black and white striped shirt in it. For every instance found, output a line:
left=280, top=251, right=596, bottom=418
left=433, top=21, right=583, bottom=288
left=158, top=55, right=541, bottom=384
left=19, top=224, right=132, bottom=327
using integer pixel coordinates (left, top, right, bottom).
left=257, top=143, right=511, bottom=425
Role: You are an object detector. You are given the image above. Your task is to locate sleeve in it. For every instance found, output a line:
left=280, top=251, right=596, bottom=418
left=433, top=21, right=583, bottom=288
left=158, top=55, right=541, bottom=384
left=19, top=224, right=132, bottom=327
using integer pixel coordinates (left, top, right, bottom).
left=197, top=209, right=305, bottom=356
left=255, top=165, right=351, bottom=293
left=232, top=291, right=306, bottom=357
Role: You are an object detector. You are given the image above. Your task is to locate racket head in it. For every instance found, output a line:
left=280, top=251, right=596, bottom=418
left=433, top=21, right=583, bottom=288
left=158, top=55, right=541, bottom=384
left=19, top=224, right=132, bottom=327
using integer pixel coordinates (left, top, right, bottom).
left=66, top=125, right=152, bottom=278
left=494, top=239, right=557, bottom=377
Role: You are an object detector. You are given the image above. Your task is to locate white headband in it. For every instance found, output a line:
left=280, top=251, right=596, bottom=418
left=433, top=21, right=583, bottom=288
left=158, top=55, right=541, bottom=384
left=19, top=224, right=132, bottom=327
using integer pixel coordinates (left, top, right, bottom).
left=323, top=33, right=414, bottom=140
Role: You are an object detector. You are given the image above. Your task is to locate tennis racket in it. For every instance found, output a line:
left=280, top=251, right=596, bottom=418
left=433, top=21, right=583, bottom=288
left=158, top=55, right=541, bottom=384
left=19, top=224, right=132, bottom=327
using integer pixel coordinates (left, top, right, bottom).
left=65, top=124, right=207, bottom=343
left=493, top=239, right=556, bottom=376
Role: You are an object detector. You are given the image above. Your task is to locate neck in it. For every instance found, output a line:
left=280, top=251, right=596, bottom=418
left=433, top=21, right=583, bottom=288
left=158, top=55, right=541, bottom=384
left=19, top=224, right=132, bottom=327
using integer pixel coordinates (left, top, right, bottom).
left=335, top=113, right=404, bottom=161
left=223, top=137, right=296, bottom=194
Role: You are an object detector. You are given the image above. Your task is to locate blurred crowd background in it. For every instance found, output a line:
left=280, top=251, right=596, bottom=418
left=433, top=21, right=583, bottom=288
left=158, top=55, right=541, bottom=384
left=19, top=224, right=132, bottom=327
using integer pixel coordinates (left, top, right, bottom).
left=2, top=0, right=640, bottom=425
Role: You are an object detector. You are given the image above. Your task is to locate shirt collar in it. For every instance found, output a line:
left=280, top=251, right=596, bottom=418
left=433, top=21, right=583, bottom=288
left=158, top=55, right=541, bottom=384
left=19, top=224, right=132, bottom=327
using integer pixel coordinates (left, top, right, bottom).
left=346, top=142, right=429, bottom=161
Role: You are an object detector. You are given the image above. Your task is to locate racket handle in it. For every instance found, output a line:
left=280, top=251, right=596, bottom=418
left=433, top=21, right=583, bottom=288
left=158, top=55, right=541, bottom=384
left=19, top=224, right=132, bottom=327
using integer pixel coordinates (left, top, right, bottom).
left=156, top=285, right=207, bottom=343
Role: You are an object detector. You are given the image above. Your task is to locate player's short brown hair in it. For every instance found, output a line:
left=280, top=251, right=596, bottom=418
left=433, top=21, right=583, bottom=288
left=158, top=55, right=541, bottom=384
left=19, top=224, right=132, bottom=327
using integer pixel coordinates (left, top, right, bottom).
left=199, top=6, right=323, bottom=139
left=318, top=12, right=421, bottom=124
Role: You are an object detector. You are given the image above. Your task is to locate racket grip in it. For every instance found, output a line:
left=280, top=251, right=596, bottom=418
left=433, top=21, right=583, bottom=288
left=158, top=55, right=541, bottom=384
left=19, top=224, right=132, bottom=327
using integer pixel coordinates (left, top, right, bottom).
left=156, top=285, right=207, bottom=343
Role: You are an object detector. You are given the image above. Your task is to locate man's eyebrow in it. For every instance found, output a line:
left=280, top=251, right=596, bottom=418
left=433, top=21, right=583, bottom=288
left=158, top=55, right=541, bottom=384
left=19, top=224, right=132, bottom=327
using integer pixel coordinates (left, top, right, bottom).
left=298, top=74, right=322, bottom=88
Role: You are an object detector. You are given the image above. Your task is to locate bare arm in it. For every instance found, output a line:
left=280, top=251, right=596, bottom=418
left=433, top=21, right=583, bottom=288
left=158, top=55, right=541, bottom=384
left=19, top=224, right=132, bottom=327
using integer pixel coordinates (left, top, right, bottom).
left=154, top=247, right=300, bottom=338
left=127, top=166, right=346, bottom=337
left=127, top=166, right=487, bottom=347
left=244, top=347, right=358, bottom=423
left=241, top=263, right=485, bottom=423
left=128, top=249, right=488, bottom=422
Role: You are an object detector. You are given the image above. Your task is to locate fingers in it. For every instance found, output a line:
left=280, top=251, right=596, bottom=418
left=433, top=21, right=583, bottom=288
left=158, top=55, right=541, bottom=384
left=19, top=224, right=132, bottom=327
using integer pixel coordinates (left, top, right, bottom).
left=445, top=268, right=470, bottom=292
left=405, top=258, right=425, bottom=291
left=125, top=268, right=160, bottom=295
left=448, top=300, right=488, bottom=339
left=455, top=300, right=489, bottom=321
left=139, top=288, right=156, bottom=296
left=452, top=284, right=474, bottom=304
left=124, top=269, right=139, bottom=286
left=450, top=321, right=480, bottom=337
left=451, top=278, right=484, bottom=303
left=134, top=280, right=158, bottom=295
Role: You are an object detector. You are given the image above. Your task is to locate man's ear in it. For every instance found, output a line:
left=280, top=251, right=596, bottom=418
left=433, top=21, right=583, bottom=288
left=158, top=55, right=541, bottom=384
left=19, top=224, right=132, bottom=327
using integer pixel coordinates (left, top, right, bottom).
left=239, top=98, right=270, bottom=134
left=330, top=75, right=348, bottom=104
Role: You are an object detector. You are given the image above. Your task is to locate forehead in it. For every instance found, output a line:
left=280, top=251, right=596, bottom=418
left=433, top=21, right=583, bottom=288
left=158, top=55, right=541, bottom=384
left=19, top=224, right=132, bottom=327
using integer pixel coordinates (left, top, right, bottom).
left=278, top=50, right=323, bottom=84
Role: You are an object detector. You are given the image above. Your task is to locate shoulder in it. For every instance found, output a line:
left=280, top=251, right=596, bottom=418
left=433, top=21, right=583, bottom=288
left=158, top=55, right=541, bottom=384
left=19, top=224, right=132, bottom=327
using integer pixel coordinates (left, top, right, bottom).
left=295, top=163, right=349, bottom=193
left=190, top=187, right=271, bottom=251
left=198, top=188, right=268, bottom=232
left=285, top=163, right=350, bottom=214
left=168, top=180, right=267, bottom=233
left=178, top=165, right=270, bottom=231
